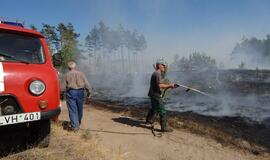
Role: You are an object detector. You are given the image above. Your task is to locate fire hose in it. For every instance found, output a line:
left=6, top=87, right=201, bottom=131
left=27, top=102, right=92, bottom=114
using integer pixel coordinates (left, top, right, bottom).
left=161, top=83, right=211, bottom=98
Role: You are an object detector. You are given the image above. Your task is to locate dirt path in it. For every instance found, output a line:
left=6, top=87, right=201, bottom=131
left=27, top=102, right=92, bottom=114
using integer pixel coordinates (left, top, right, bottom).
left=59, top=102, right=269, bottom=160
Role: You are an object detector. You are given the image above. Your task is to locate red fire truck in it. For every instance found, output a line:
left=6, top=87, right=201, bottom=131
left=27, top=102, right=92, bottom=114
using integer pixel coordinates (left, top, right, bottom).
left=0, top=20, right=61, bottom=147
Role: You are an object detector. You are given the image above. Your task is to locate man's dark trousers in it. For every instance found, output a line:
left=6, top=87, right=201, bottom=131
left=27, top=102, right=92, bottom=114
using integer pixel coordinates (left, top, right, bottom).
left=66, top=89, right=84, bottom=129
left=146, top=97, right=167, bottom=126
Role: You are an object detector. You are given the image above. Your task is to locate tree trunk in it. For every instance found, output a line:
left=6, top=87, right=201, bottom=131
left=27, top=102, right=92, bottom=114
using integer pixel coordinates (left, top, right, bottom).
left=94, top=49, right=97, bottom=74
left=121, top=45, right=124, bottom=73
left=128, top=49, right=131, bottom=73
left=135, top=53, right=138, bottom=72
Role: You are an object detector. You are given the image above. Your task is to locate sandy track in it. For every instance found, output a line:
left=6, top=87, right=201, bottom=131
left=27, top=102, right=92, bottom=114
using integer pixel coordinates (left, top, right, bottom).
left=59, top=102, right=269, bottom=160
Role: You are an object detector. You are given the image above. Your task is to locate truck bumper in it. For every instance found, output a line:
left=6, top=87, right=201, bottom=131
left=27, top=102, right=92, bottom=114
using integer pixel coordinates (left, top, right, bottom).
left=40, top=107, right=61, bottom=120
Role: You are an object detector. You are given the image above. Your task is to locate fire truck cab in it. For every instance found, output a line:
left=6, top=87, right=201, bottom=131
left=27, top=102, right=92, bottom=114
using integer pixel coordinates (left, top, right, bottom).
left=0, top=20, right=61, bottom=147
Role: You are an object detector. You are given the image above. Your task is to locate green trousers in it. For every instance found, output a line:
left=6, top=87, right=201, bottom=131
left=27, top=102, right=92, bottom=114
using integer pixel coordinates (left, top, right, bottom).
left=146, top=97, right=167, bottom=124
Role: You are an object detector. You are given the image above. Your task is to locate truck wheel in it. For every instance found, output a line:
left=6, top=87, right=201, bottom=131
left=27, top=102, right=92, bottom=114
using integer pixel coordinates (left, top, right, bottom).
left=30, top=119, right=51, bottom=148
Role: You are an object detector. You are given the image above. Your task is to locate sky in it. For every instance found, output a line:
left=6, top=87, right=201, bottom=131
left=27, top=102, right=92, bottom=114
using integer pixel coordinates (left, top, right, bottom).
left=1, top=0, right=270, bottom=67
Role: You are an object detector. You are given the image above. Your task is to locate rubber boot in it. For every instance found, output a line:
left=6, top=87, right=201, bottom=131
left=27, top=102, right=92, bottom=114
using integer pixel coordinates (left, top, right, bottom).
left=146, top=112, right=155, bottom=124
left=160, top=117, right=173, bottom=132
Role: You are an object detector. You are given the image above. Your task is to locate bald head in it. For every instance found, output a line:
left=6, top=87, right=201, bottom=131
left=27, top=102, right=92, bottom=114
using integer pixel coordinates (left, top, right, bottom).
left=67, top=60, right=76, bottom=70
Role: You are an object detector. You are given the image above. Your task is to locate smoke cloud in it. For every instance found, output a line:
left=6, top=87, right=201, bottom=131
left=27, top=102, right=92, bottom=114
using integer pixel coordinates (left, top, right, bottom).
left=76, top=0, right=270, bottom=124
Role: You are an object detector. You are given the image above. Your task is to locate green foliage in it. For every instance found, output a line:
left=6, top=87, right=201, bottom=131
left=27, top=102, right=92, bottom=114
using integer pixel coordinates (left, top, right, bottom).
left=29, top=24, right=37, bottom=31
left=85, top=26, right=102, bottom=53
left=171, top=52, right=217, bottom=71
left=85, top=21, right=147, bottom=73
left=41, top=24, right=58, bottom=55
left=39, top=21, right=147, bottom=72
left=231, top=35, right=270, bottom=67
left=41, top=22, right=80, bottom=70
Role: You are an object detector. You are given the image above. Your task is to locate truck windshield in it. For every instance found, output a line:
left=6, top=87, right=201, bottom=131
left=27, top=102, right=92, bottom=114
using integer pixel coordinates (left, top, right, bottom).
left=0, top=32, right=45, bottom=64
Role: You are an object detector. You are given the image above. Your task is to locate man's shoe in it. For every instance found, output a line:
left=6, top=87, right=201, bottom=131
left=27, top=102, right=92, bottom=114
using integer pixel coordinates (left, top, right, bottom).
left=67, top=127, right=80, bottom=132
left=161, top=127, right=173, bottom=132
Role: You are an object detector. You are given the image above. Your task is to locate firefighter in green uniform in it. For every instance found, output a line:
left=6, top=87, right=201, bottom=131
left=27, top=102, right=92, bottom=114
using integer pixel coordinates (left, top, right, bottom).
left=146, top=59, right=177, bottom=132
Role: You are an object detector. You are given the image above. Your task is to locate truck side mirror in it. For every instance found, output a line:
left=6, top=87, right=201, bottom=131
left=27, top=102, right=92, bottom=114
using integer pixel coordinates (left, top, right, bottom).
left=52, top=53, right=62, bottom=67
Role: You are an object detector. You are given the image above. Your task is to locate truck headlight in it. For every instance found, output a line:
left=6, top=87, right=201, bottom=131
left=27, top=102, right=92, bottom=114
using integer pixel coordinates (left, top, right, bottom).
left=29, top=80, right=46, bottom=96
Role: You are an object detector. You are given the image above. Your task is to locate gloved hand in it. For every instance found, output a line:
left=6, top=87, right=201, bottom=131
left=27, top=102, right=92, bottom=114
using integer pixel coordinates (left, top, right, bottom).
left=86, top=90, right=91, bottom=98
left=84, top=90, right=91, bottom=104
left=60, top=91, right=65, bottom=100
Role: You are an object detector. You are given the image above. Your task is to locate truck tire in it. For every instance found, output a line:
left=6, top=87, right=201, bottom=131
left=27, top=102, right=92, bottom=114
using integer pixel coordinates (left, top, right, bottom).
left=30, top=119, right=51, bottom=148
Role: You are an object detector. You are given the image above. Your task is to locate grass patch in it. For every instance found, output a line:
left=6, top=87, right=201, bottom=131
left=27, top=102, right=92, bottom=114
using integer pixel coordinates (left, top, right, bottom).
left=3, top=122, right=128, bottom=160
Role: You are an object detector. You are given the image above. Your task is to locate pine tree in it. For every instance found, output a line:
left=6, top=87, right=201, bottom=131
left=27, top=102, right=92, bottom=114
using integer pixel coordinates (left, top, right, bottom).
left=41, top=23, right=81, bottom=70
left=85, top=26, right=102, bottom=73
left=41, top=24, right=58, bottom=55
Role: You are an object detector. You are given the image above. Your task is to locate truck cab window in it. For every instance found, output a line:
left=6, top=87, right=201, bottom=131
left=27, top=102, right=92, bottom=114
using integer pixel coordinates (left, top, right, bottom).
left=0, top=32, right=45, bottom=64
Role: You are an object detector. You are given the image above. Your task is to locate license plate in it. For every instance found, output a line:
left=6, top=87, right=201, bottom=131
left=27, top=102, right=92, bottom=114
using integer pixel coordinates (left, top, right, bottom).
left=0, top=112, right=41, bottom=126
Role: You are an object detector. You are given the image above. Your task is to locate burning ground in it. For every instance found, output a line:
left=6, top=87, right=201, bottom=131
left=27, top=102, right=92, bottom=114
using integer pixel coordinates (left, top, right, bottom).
left=88, top=69, right=270, bottom=123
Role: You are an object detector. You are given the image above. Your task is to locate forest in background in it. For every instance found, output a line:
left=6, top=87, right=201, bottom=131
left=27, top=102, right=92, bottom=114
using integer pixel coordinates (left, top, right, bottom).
left=30, top=22, right=270, bottom=72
